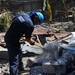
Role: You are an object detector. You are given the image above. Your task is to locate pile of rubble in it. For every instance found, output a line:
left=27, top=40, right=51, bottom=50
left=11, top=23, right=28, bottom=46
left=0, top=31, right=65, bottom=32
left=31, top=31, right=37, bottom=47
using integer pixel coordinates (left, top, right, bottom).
left=26, top=32, right=75, bottom=75
left=0, top=21, right=75, bottom=75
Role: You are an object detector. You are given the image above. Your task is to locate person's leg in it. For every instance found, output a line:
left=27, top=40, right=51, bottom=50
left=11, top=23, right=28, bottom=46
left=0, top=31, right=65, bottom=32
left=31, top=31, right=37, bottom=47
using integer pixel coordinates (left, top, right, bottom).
left=18, top=46, right=30, bottom=74
left=9, top=53, right=19, bottom=75
left=7, top=44, right=19, bottom=75
left=18, top=47, right=24, bottom=70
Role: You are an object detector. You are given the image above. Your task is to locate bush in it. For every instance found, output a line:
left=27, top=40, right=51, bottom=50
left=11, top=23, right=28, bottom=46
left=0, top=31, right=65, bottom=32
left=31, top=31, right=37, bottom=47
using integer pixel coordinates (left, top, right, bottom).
left=0, top=9, right=12, bottom=32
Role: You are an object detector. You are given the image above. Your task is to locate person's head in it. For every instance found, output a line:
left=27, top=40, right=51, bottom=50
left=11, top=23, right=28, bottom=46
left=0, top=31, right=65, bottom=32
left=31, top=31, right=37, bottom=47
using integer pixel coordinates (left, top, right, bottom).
left=30, top=11, right=44, bottom=25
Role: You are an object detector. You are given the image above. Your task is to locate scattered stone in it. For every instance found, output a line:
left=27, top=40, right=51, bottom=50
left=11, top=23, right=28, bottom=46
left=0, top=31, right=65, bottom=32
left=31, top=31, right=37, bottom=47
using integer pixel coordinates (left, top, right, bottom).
left=29, top=66, right=43, bottom=75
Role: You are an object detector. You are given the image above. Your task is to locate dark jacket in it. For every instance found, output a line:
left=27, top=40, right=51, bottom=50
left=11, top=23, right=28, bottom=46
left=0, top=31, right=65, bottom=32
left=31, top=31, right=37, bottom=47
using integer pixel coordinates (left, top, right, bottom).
left=5, top=13, right=34, bottom=44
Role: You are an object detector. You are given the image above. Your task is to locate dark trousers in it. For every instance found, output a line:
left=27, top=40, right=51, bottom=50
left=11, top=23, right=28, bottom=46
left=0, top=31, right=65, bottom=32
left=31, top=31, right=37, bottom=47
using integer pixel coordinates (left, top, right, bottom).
left=6, top=43, right=24, bottom=75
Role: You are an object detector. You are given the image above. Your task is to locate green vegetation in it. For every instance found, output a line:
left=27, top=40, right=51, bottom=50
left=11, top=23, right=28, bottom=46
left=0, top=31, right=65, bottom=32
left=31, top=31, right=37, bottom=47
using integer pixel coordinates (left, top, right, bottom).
left=0, top=9, right=12, bottom=32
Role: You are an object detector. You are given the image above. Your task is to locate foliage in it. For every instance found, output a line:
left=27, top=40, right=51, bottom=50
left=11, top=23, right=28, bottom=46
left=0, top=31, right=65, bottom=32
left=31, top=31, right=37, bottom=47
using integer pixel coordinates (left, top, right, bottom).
left=17, top=11, right=25, bottom=15
left=57, top=26, right=64, bottom=32
left=0, top=9, right=12, bottom=32
left=71, top=7, right=75, bottom=16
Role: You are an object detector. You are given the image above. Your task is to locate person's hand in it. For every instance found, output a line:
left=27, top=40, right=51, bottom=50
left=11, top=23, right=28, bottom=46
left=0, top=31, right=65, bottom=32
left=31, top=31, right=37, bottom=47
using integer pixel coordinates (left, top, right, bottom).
left=30, top=41, right=35, bottom=45
left=25, top=38, right=35, bottom=45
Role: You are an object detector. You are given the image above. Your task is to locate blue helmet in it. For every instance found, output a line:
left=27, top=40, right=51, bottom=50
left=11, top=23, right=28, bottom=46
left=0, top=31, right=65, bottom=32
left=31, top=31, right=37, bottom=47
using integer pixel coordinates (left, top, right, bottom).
left=35, top=12, right=44, bottom=22
left=31, top=11, right=44, bottom=22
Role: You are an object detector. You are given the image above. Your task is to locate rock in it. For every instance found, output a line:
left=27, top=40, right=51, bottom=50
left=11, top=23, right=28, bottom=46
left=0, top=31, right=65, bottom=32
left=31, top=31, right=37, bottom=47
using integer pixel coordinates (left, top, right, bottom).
left=42, top=58, right=66, bottom=74
left=29, top=66, right=43, bottom=75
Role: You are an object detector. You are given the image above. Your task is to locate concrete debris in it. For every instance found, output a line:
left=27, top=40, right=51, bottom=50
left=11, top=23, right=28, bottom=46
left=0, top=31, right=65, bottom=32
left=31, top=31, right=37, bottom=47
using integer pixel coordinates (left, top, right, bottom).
left=27, top=33, right=75, bottom=75
left=0, top=32, right=6, bottom=48
left=42, top=57, right=66, bottom=74
left=32, top=26, right=49, bottom=35
left=0, top=63, right=9, bottom=75
left=42, top=36, right=75, bottom=74
left=26, top=42, right=60, bottom=68
left=0, top=22, right=75, bottom=75
left=46, top=32, right=73, bottom=42
left=32, top=23, right=59, bottom=35
left=21, top=44, right=43, bottom=55
left=0, top=25, right=73, bottom=47
left=29, top=66, right=43, bottom=75
left=43, top=42, right=60, bottom=59
left=62, top=32, right=75, bottom=44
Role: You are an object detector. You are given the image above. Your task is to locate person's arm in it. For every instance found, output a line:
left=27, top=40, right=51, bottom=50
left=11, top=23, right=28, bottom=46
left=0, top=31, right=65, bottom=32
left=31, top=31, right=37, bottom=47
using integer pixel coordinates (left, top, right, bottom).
left=25, top=25, right=35, bottom=45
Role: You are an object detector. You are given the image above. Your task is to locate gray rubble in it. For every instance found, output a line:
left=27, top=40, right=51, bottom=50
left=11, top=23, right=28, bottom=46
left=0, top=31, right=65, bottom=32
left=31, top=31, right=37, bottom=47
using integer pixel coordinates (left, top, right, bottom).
left=0, top=32, right=75, bottom=75
left=27, top=32, right=75, bottom=75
